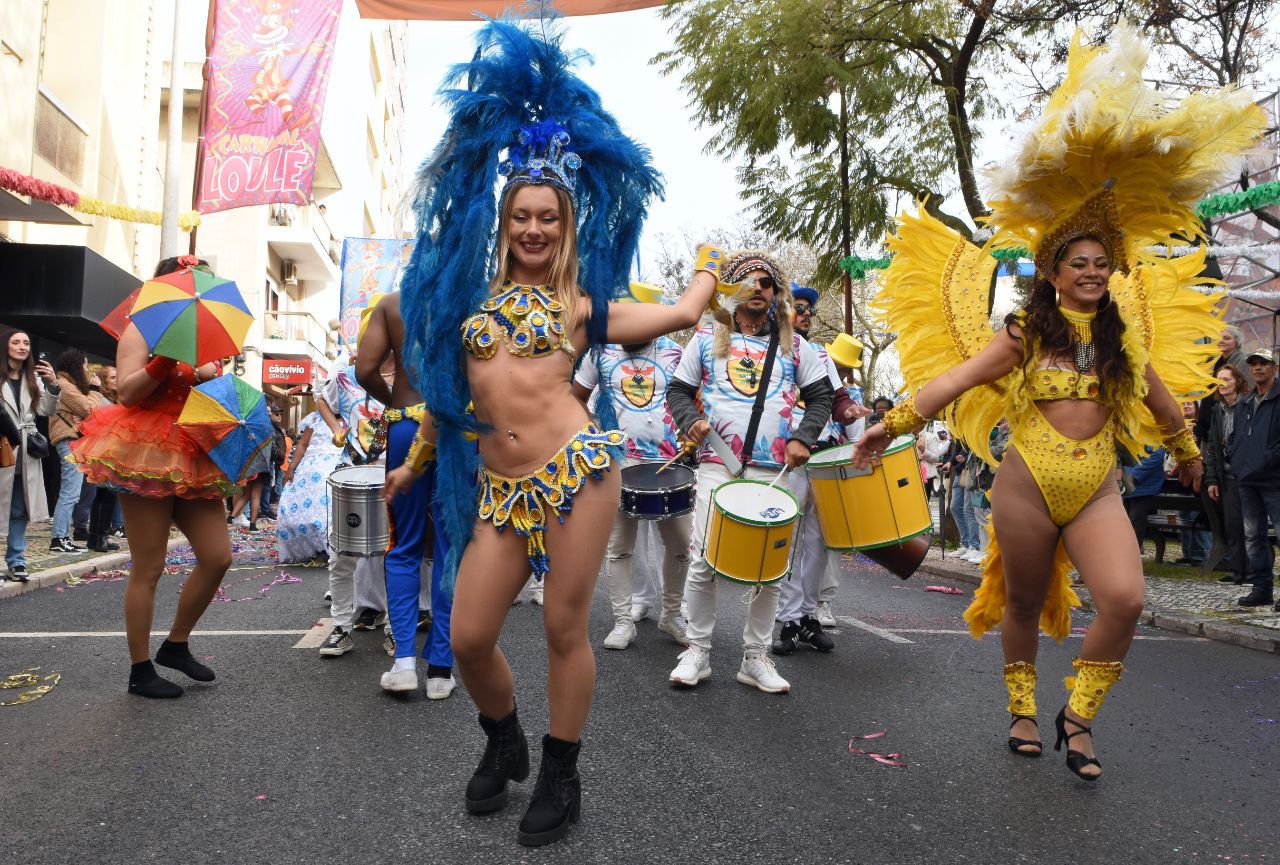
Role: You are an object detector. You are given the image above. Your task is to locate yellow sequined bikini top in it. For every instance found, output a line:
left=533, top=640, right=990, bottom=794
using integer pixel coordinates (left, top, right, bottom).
left=461, top=281, right=576, bottom=361
left=1026, top=366, right=1102, bottom=402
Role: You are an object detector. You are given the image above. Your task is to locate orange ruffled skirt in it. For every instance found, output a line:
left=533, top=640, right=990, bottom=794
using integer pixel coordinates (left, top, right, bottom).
left=71, top=403, right=237, bottom=499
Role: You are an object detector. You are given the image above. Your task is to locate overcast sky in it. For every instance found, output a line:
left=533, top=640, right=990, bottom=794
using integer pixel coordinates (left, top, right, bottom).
left=400, top=8, right=1280, bottom=282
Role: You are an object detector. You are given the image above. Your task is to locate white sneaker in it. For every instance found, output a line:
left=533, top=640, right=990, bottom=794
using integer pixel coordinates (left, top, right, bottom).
left=657, top=614, right=688, bottom=643
left=603, top=617, right=637, bottom=650
left=964, top=548, right=986, bottom=564
left=815, top=601, right=837, bottom=629
left=232, top=514, right=250, bottom=528
left=669, top=646, right=710, bottom=687
left=737, top=651, right=790, bottom=694
left=952, top=546, right=971, bottom=558
left=425, top=675, right=456, bottom=700
left=630, top=602, right=651, bottom=622
left=380, top=666, right=418, bottom=692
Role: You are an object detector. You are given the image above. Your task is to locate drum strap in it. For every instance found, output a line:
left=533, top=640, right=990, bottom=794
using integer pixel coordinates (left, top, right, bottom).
left=736, top=318, right=781, bottom=478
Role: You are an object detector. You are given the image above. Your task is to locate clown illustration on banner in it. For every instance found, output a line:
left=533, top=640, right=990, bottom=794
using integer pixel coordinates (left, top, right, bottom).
left=338, top=237, right=413, bottom=351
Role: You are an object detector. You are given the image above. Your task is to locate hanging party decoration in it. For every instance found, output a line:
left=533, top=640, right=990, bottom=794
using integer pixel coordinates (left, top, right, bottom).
left=0, top=165, right=201, bottom=231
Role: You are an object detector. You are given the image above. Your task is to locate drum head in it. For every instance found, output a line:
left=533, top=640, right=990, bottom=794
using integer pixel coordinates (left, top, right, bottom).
left=331, top=465, right=386, bottom=487
left=883, top=435, right=917, bottom=456
left=712, top=479, right=798, bottom=525
left=807, top=443, right=857, bottom=468
left=621, top=462, right=695, bottom=491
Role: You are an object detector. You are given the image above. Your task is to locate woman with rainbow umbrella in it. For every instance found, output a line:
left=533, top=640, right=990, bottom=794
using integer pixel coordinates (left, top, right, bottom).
left=72, top=254, right=253, bottom=699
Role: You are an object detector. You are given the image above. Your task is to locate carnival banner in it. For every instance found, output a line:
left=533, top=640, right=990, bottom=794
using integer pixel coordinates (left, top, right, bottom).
left=197, top=0, right=342, bottom=214
left=338, top=238, right=414, bottom=350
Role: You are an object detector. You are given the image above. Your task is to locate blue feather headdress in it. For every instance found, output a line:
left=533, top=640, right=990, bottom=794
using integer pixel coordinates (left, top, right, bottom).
left=400, top=18, right=663, bottom=591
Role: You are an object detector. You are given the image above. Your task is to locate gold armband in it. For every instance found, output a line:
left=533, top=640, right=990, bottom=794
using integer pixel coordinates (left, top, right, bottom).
left=881, top=395, right=928, bottom=439
left=405, top=434, right=437, bottom=473
left=1162, top=427, right=1201, bottom=465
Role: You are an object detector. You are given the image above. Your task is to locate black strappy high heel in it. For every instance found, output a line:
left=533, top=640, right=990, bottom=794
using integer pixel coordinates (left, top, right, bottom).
left=1054, top=707, right=1102, bottom=779
left=1008, top=714, right=1042, bottom=757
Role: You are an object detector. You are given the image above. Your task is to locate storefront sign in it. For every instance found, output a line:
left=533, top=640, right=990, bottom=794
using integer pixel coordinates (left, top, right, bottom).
left=262, top=358, right=313, bottom=385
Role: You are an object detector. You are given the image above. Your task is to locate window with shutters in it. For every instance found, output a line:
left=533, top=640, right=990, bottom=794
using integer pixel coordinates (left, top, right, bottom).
left=34, top=92, right=86, bottom=185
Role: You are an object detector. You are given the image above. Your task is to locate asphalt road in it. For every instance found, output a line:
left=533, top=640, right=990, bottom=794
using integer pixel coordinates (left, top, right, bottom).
left=1, top=550, right=1277, bottom=865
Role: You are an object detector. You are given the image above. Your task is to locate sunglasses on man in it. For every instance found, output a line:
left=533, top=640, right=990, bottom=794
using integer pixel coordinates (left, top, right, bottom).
left=739, top=276, right=776, bottom=292
left=793, top=303, right=812, bottom=315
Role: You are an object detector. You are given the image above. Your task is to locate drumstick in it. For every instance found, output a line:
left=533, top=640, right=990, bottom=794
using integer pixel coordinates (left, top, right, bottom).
left=766, top=465, right=789, bottom=488
left=655, top=440, right=695, bottom=474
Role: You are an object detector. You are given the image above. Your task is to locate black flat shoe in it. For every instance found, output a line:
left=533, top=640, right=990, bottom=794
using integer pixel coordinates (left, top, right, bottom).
left=1008, top=714, right=1042, bottom=757
left=1054, top=707, right=1102, bottom=780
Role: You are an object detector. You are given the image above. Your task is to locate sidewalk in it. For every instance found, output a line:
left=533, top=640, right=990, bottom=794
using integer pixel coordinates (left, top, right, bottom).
left=0, top=519, right=178, bottom=600
left=916, top=545, right=1280, bottom=654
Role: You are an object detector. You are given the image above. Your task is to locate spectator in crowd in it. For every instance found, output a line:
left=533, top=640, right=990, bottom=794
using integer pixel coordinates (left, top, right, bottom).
left=1226, top=348, right=1280, bottom=609
left=258, top=404, right=287, bottom=521
left=1123, top=448, right=1168, bottom=550
left=868, top=396, right=894, bottom=427
left=1204, top=363, right=1249, bottom=584
left=968, top=419, right=1010, bottom=557
left=96, top=364, right=125, bottom=537
left=1, top=328, right=61, bottom=582
left=49, top=349, right=97, bottom=553
left=943, top=436, right=982, bottom=562
left=916, top=422, right=949, bottom=506
left=1195, top=326, right=1249, bottom=443
left=1174, top=401, right=1211, bottom=565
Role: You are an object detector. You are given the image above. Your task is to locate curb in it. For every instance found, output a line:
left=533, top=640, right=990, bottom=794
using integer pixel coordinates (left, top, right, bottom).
left=0, top=536, right=187, bottom=602
left=916, top=555, right=1280, bottom=655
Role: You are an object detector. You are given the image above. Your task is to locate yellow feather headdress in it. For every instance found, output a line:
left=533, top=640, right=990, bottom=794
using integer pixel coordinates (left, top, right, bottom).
left=982, top=25, right=1267, bottom=276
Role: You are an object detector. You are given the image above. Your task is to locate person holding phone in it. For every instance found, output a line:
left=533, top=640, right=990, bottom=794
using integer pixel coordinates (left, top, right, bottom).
left=1, top=329, right=61, bottom=582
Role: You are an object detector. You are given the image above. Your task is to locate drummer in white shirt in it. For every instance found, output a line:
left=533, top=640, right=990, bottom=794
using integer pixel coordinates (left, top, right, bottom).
left=664, top=251, right=834, bottom=694
left=573, top=298, right=692, bottom=650
left=775, top=289, right=871, bottom=655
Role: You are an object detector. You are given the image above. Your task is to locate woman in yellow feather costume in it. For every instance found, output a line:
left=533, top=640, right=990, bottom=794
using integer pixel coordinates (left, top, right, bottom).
left=853, top=26, right=1265, bottom=781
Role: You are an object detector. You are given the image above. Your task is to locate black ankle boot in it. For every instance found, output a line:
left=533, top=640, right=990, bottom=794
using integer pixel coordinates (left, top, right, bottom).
left=517, top=735, right=581, bottom=847
left=465, top=706, right=530, bottom=814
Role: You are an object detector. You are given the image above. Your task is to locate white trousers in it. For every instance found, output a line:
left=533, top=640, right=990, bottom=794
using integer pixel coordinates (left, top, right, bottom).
left=777, top=469, right=829, bottom=623
left=328, top=548, right=387, bottom=629
left=606, top=506, right=692, bottom=622
left=683, top=462, right=807, bottom=653
left=628, top=523, right=664, bottom=610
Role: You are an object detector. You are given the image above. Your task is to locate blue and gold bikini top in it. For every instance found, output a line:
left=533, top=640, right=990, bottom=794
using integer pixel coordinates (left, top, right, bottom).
left=1027, top=366, right=1101, bottom=402
left=461, top=281, right=576, bottom=361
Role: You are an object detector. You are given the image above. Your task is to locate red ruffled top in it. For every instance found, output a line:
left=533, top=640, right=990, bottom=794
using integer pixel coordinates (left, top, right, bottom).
left=70, top=362, right=236, bottom=499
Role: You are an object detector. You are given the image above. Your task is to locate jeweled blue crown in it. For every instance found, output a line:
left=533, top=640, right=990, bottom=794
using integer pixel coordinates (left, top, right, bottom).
left=499, top=120, right=582, bottom=195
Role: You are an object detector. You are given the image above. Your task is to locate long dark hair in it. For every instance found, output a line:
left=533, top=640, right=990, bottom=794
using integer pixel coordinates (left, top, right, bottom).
left=154, top=255, right=209, bottom=278
left=1004, top=235, right=1134, bottom=406
left=0, top=327, right=38, bottom=397
left=54, top=348, right=91, bottom=394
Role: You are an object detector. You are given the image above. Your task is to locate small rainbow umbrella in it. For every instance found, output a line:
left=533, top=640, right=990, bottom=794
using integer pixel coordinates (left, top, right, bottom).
left=129, top=268, right=252, bottom=366
left=177, top=375, right=273, bottom=484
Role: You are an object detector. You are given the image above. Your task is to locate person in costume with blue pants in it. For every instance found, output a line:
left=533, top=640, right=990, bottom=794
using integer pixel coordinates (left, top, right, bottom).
left=358, top=291, right=454, bottom=699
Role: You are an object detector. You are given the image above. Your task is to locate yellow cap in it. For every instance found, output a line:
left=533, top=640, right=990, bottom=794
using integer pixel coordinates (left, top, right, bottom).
left=357, top=293, right=389, bottom=344
left=625, top=282, right=664, bottom=304
left=825, top=333, right=864, bottom=369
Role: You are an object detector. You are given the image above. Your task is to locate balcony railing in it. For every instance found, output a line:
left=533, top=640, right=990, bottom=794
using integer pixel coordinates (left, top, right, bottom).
left=268, top=201, right=342, bottom=266
left=262, top=309, right=333, bottom=359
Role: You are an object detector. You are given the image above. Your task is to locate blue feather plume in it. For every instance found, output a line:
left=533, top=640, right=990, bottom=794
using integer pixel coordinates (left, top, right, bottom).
left=400, top=17, right=663, bottom=592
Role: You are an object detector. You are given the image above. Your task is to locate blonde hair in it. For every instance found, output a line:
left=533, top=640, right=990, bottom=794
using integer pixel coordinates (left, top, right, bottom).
left=491, top=183, right=584, bottom=334
left=711, top=250, right=795, bottom=358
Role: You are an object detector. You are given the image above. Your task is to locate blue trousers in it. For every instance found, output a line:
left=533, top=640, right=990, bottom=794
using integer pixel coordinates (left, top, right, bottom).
left=385, top=417, right=452, bottom=667
left=1237, top=482, right=1280, bottom=591
left=949, top=479, right=980, bottom=549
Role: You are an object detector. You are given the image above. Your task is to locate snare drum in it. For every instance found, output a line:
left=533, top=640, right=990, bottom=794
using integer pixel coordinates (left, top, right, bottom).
left=704, top=479, right=800, bottom=585
left=328, top=465, right=389, bottom=557
left=808, top=437, right=931, bottom=547
left=620, top=463, right=696, bottom=520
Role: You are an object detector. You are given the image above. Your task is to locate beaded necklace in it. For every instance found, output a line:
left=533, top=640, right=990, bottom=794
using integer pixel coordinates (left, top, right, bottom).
left=1060, top=307, right=1096, bottom=373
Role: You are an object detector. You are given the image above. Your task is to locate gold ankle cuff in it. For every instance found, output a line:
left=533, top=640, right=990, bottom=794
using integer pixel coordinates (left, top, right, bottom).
left=1004, top=661, right=1037, bottom=717
left=1064, top=658, right=1123, bottom=720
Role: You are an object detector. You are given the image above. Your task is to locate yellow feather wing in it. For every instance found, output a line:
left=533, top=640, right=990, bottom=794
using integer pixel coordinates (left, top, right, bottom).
left=875, top=208, right=1006, bottom=465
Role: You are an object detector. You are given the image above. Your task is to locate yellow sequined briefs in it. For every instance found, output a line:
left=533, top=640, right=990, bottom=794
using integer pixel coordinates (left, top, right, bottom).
left=1012, top=401, right=1115, bottom=527
left=477, top=422, right=625, bottom=580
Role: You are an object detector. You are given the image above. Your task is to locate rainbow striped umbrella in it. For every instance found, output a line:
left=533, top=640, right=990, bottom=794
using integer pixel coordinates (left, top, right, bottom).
left=129, top=268, right=252, bottom=366
left=177, top=375, right=273, bottom=484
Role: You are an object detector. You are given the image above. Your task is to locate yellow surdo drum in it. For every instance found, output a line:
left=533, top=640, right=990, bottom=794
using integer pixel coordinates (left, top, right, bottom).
left=704, top=479, right=800, bottom=585
left=807, top=436, right=931, bottom=552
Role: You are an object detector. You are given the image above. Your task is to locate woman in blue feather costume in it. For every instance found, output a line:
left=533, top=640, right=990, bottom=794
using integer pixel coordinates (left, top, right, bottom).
left=387, top=18, right=719, bottom=846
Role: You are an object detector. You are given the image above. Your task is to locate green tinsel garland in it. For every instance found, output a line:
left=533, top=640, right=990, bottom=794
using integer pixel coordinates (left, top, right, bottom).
left=838, top=180, right=1280, bottom=279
